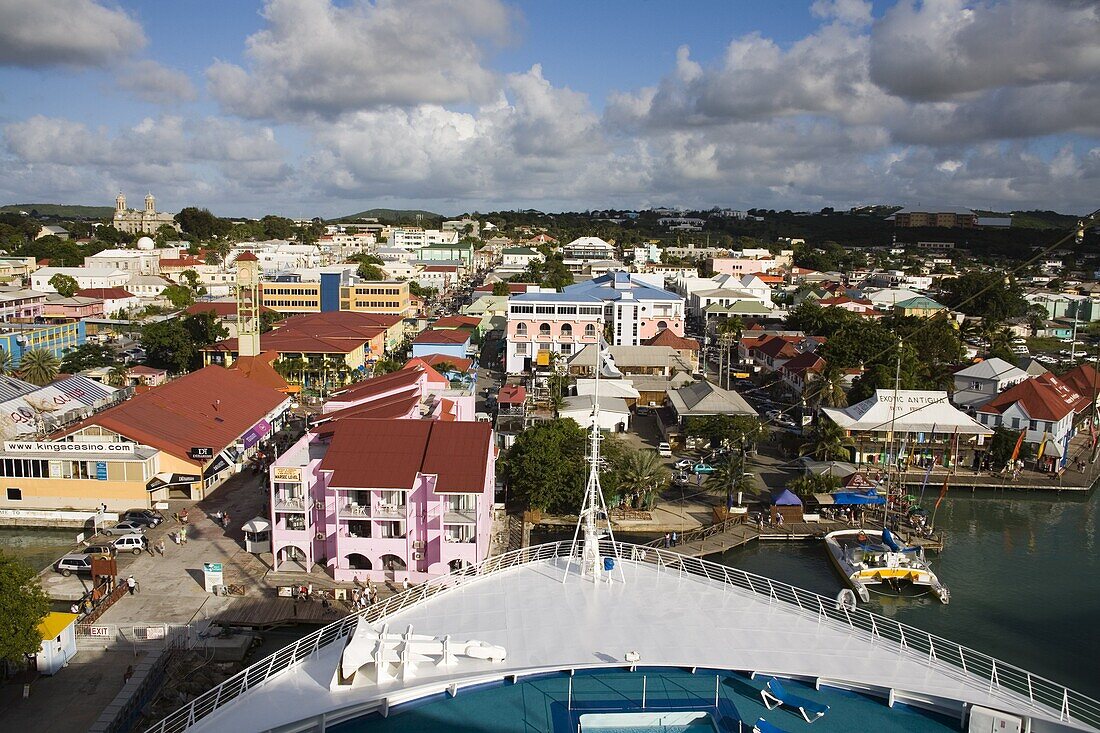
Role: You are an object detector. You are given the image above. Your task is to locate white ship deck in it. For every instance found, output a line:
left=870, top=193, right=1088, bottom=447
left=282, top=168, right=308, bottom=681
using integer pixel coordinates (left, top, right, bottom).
left=152, top=542, right=1098, bottom=733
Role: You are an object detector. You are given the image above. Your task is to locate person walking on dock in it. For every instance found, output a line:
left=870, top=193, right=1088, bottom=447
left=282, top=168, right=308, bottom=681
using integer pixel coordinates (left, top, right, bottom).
left=126, top=575, right=136, bottom=595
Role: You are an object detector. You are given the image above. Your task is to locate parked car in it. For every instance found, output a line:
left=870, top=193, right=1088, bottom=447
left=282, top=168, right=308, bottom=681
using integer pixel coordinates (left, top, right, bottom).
left=81, top=543, right=117, bottom=557
left=675, top=459, right=694, bottom=470
left=121, top=509, right=162, bottom=527
left=112, top=534, right=148, bottom=555
left=102, top=520, right=147, bottom=536
left=657, top=442, right=673, bottom=457
left=55, top=553, right=92, bottom=577
left=693, top=463, right=716, bottom=475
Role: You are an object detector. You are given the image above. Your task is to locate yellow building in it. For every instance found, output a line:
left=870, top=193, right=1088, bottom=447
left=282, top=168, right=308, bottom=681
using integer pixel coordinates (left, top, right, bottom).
left=261, top=277, right=410, bottom=317
left=340, top=282, right=411, bottom=317
left=894, top=296, right=948, bottom=318
left=261, top=282, right=323, bottom=313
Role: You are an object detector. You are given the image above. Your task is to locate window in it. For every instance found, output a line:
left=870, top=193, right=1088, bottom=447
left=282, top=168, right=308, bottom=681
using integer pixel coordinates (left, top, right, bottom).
left=515, top=323, right=527, bottom=336
left=516, top=342, right=527, bottom=355
left=1011, top=417, right=1020, bottom=429
left=6, top=488, right=20, bottom=501
left=585, top=324, right=596, bottom=338
left=561, top=343, right=572, bottom=354
left=535, top=305, right=556, bottom=314
left=560, top=324, right=572, bottom=337
left=539, top=323, right=551, bottom=336
left=657, top=320, right=668, bottom=330
left=1029, top=420, right=1037, bottom=430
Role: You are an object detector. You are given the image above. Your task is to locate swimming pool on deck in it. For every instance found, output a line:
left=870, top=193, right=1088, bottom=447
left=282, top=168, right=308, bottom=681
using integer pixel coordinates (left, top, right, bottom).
left=327, top=668, right=960, bottom=733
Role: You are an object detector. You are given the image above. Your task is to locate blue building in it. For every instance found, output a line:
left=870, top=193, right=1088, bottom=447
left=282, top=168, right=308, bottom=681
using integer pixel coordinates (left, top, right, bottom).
left=0, top=321, right=85, bottom=366
left=411, top=329, right=471, bottom=360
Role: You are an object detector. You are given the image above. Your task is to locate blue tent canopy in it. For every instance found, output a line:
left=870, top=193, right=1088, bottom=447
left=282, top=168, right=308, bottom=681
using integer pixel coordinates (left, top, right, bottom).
left=771, top=489, right=803, bottom=506
left=831, top=489, right=886, bottom=506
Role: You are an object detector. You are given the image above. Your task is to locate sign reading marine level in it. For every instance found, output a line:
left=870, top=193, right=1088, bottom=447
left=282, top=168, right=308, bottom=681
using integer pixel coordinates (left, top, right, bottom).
left=189, top=447, right=215, bottom=460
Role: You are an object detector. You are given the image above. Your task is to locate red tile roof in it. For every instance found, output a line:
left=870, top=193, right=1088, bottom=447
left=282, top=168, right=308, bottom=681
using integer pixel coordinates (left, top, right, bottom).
left=159, top=258, right=204, bottom=268
left=415, top=353, right=474, bottom=372
left=432, top=315, right=481, bottom=329
left=235, top=252, right=258, bottom=261
left=311, top=389, right=422, bottom=436
left=1059, top=364, right=1100, bottom=413
left=75, top=287, right=135, bottom=299
left=320, top=419, right=491, bottom=492
left=780, top=351, right=825, bottom=375
left=402, top=358, right=449, bottom=385
left=231, top=352, right=291, bottom=392
left=643, top=329, right=699, bottom=351
left=498, top=385, right=526, bottom=404
left=422, top=265, right=458, bottom=273
left=127, top=365, right=166, bottom=375
left=205, top=311, right=389, bottom=354
left=977, top=373, right=1079, bottom=421
left=57, top=366, right=287, bottom=461
left=413, top=329, right=471, bottom=345
left=330, top=365, right=425, bottom=401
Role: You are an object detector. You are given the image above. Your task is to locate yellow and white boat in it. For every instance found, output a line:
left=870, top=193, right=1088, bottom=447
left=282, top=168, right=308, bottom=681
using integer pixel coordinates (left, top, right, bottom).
left=825, top=528, right=949, bottom=604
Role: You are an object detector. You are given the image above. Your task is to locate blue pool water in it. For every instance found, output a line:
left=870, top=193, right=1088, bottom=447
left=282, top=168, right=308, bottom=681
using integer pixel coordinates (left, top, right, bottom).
left=330, top=668, right=959, bottom=732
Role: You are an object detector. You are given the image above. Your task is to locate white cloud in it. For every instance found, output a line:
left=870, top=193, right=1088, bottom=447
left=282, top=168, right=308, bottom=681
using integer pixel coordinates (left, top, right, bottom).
left=207, top=0, right=512, bottom=120
left=117, top=60, right=197, bottom=105
left=811, top=0, right=873, bottom=26
left=870, top=0, right=1100, bottom=101
left=0, top=0, right=145, bottom=68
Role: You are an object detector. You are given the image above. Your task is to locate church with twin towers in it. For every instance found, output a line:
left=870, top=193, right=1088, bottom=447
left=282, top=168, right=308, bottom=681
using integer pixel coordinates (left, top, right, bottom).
left=112, top=191, right=180, bottom=235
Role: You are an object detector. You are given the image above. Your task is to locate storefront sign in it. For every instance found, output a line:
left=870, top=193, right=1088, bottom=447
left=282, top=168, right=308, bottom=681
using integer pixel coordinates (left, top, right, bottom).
left=95, top=462, right=107, bottom=481
left=3, top=441, right=134, bottom=454
left=272, top=467, right=301, bottom=482
left=188, top=447, right=214, bottom=460
left=241, top=419, right=272, bottom=449
left=203, top=454, right=231, bottom=477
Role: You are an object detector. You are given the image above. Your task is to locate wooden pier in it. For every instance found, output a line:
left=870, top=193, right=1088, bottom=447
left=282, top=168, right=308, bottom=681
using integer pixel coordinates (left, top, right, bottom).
left=214, top=596, right=349, bottom=629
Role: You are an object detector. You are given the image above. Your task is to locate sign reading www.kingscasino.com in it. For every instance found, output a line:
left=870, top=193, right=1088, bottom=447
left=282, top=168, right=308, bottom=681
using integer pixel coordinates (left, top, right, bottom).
left=2, top=441, right=135, bottom=454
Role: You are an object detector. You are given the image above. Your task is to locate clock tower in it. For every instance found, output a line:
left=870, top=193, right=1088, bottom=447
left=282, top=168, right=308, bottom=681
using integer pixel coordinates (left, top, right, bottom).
left=235, top=252, right=261, bottom=358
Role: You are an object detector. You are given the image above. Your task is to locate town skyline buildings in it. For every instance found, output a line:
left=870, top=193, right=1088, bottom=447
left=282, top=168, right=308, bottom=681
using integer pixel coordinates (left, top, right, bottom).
left=0, top=0, right=1098, bottom=218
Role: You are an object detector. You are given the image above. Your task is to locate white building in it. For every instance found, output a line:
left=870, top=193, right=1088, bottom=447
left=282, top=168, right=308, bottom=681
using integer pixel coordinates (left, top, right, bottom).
left=391, top=228, right=428, bottom=250
left=232, top=243, right=322, bottom=274
left=32, top=267, right=131, bottom=292
left=112, top=192, right=179, bottom=235
left=84, top=249, right=161, bottom=275
left=952, top=358, right=1029, bottom=409
left=425, top=229, right=460, bottom=246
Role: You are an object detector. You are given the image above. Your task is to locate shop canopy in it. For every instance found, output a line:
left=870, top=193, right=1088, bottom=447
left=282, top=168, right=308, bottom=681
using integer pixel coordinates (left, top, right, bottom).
left=821, top=389, right=991, bottom=435
left=830, top=489, right=887, bottom=506
left=771, top=489, right=802, bottom=506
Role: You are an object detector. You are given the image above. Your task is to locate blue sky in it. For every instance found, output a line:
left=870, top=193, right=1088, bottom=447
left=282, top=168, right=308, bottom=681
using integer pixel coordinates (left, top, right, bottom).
left=0, top=0, right=1097, bottom=218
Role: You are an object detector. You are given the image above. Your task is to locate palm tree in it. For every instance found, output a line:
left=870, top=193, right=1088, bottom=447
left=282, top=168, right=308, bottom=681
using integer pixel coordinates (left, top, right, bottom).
left=799, top=418, right=854, bottom=461
left=107, top=364, right=130, bottom=387
left=614, top=448, right=670, bottom=510
left=0, top=348, right=11, bottom=376
left=705, top=453, right=756, bottom=508
left=809, top=363, right=847, bottom=409
left=18, top=349, right=61, bottom=386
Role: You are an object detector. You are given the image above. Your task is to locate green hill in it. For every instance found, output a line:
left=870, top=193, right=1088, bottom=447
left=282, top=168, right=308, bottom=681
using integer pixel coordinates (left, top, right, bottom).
left=0, top=203, right=114, bottom=219
left=334, top=208, right=445, bottom=224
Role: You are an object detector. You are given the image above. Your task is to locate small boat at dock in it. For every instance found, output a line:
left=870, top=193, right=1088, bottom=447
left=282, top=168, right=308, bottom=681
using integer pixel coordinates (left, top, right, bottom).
left=825, top=527, right=949, bottom=604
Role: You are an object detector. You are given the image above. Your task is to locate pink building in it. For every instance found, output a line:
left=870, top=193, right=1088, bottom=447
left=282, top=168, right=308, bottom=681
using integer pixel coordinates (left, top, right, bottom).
left=269, top=418, right=494, bottom=583
left=269, top=363, right=485, bottom=581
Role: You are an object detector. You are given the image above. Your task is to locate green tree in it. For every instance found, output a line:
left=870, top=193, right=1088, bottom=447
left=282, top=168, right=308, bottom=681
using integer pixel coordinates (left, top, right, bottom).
left=174, top=207, right=229, bottom=240
left=372, top=357, right=404, bottom=375
left=18, top=349, right=61, bottom=386
left=501, top=418, right=589, bottom=512
left=0, top=348, right=12, bottom=376
left=181, top=311, right=229, bottom=348
left=808, top=362, right=848, bottom=408
left=799, top=418, right=854, bottom=461
left=357, top=263, right=385, bottom=281
left=108, top=363, right=130, bottom=387
left=0, top=552, right=50, bottom=664
left=610, top=446, right=669, bottom=510
left=179, top=269, right=207, bottom=296
left=48, top=273, right=80, bottom=298
left=940, top=270, right=1028, bottom=321
left=408, top=281, right=437, bottom=299
left=491, top=281, right=511, bottom=297
left=788, top=472, right=841, bottom=498
left=704, top=452, right=757, bottom=507
left=141, top=320, right=195, bottom=373
left=260, top=215, right=295, bottom=240
left=686, top=414, right=764, bottom=451
left=162, top=284, right=195, bottom=309
left=59, top=343, right=114, bottom=373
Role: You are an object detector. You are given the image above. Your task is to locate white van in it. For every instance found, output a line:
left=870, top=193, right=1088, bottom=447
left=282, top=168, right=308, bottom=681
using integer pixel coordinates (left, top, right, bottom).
left=112, top=534, right=148, bottom=555
left=657, top=442, right=673, bottom=457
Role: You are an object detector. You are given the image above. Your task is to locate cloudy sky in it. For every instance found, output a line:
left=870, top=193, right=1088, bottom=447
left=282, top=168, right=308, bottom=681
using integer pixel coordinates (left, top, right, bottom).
left=0, top=0, right=1097, bottom=218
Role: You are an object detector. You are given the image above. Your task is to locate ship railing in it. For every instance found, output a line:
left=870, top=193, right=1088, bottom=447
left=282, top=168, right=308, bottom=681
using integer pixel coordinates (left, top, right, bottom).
left=145, top=540, right=1100, bottom=733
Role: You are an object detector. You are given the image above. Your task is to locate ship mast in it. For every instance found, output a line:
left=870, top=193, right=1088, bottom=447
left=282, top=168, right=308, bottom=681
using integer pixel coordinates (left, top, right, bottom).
left=565, top=317, right=624, bottom=583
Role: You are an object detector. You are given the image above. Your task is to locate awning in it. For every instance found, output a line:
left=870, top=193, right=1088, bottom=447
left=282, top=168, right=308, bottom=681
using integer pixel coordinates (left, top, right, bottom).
left=146, top=472, right=201, bottom=491
left=812, top=493, right=836, bottom=505
left=831, top=489, right=887, bottom=506
left=242, top=516, right=271, bottom=533
left=1042, top=438, right=1063, bottom=458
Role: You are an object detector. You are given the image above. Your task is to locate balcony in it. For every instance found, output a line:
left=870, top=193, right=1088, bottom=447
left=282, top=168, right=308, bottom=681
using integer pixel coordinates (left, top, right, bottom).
left=274, top=495, right=308, bottom=512
left=339, top=503, right=371, bottom=519
left=443, top=532, right=476, bottom=544
left=375, top=503, right=407, bottom=519
left=444, top=510, right=477, bottom=524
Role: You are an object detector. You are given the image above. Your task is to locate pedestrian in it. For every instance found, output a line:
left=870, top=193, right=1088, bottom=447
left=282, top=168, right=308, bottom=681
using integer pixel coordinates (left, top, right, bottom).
left=156, top=539, right=165, bottom=556
left=180, top=508, right=189, bottom=524
left=145, top=541, right=155, bottom=556
left=126, top=575, right=136, bottom=595
left=223, top=512, right=231, bottom=529
left=402, top=577, right=410, bottom=592
left=671, top=531, right=678, bottom=547
left=180, top=526, right=188, bottom=544
left=663, top=532, right=670, bottom=548
left=123, top=665, right=134, bottom=684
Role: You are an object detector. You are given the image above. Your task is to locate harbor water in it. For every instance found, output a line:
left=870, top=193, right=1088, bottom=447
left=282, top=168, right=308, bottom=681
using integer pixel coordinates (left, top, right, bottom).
left=718, top=491, right=1100, bottom=700
left=0, top=526, right=81, bottom=574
